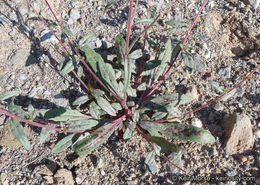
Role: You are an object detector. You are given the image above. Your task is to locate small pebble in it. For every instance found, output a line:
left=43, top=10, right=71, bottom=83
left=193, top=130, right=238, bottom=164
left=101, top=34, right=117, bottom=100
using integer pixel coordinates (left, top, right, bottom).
left=191, top=118, right=203, bottom=128
left=254, top=129, right=260, bottom=138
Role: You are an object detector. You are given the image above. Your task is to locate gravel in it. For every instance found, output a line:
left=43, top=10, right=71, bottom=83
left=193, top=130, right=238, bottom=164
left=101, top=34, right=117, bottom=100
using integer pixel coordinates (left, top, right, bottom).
left=0, top=0, right=259, bottom=184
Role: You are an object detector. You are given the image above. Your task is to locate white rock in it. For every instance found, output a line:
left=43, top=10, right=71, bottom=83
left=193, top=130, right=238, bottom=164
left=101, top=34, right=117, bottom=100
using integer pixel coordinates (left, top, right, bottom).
left=191, top=118, right=203, bottom=128
left=70, top=9, right=80, bottom=20
left=202, top=43, right=211, bottom=59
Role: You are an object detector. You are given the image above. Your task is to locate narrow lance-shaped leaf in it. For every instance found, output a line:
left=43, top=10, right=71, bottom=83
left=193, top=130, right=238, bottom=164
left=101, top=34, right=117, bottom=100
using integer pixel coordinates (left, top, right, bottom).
left=83, top=45, right=104, bottom=73
left=52, top=134, right=75, bottom=153
left=123, top=58, right=131, bottom=92
left=154, top=38, right=172, bottom=81
left=220, top=88, right=236, bottom=101
left=62, top=27, right=76, bottom=39
left=115, top=34, right=126, bottom=66
left=140, top=121, right=215, bottom=144
left=128, top=49, right=143, bottom=60
left=72, top=95, right=90, bottom=106
left=9, top=119, right=31, bottom=150
left=143, top=93, right=193, bottom=110
left=147, top=136, right=181, bottom=153
left=73, top=122, right=121, bottom=155
left=89, top=101, right=101, bottom=119
left=68, top=119, right=99, bottom=131
left=61, top=56, right=78, bottom=76
left=8, top=102, right=30, bottom=150
left=40, top=127, right=51, bottom=144
left=144, top=60, right=162, bottom=71
left=44, top=108, right=89, bottom=122
left=0, top=90, right=20, bottom=101
left=79, top=33, right=95, bottom=46
left=98, top=62, right=119, bottom=93
left=96, top=96, right=117, bottom=116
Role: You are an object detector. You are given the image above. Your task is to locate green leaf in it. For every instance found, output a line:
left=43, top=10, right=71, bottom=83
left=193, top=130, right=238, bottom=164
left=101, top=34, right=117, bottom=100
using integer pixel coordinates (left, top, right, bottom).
left=182, top=52, right=205, bottom=72
left=89, top=101, right=101, bottom=119
left=62, top=27, right=76, bottom=39
left=147, top=37, right=159, bottom=50
left=123, top=58, right=131, bottom=92
left=96, top=96, right=116, bottom=116
left=137, top=82, right=147, bottom=91
left=126, top=85, right=137, bottom=97
left=147, top=136, right=181, bottom=152
left=72, top=95, right=90, bottom=106
left=52, top=134, right=75, bottom=153
left=9, top=119, right=31, bottom=150
left=104, top=0, right=119, bottom=13
left=78, top=33, right=95, bottom=46
left=44, top=108, right=88, bottom=122
left=115, top=34, right=126, bottom=65
left=8, top=101, right=27, bottom=118
left=152, top=112, right=168, bottom=120
left=68, top=119, right=98, bottom=131
left=8, top=101, right=30, bottom=150
left=83, top=45, right=104, bottom=73
left=154, top=38, right=172, bottom=81
left=39, top=127, right=51, bottom=144
left=77, top=66, right=83, bottom=78
left=144, top=60, right=162, bottom=71
left=143, top=93, right=193, bottom=110
left=123, top=127, right=135, bottom=140
left=220, top=89, right=236, bottom=101
left=111, top=103, right=122, bottom=111
left=60, top=56, right=78, bottom=76
left=73, top=122, right=121, bottom=155
left=98, top=63, right=119, bottom=93
left=0, top=90, right=20, bottom=101
left=128, top=49, right=143, bottom=60
left=140, top=121, right=215, bottom=144
left=210, top=81, right=224, bottom=93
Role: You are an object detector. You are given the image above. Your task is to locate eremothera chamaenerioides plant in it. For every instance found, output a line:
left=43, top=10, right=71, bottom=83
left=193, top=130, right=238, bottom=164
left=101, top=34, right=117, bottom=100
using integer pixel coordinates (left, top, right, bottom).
left=0, top=0, right=259, bottom=173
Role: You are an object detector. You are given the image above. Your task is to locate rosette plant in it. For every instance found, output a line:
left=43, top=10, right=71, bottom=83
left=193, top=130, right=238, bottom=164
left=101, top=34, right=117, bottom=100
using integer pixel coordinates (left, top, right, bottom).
left=2, top=0, right=257, bottom=172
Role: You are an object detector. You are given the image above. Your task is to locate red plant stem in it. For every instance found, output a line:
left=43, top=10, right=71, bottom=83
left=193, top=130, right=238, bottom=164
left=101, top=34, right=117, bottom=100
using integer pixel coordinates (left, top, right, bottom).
left=149, top=0, right=173, bottom=85
left=150, top=64, right=260, bottom=123
left=122, top=0, right=134, bottom=106
left=131, top=0, right=139, bottom=28
left=44, top=0, right=60, bottom=23
left=0, top=108, right=89, bottom=133
left=30, top=0, right=123, bottom=104
left=34, top=118, right=60, bottom=125
left=92, top=114, right=126, bottom=144
left=72, top=70, right=93, bottom=97
left=136, top=124, right=154, bottom=148
left=25, top=0, right=91, bottom=94
left=141, top=0, right=207, bottom=101
left=125, top=0, right=133, bottom=56
left=139, top=0, right=172, bottom=93
left=183, top=0, right=208, bottom=46
left=134, top=0, right=149, bottom=89
left=141, top=48, right=182, bottom=101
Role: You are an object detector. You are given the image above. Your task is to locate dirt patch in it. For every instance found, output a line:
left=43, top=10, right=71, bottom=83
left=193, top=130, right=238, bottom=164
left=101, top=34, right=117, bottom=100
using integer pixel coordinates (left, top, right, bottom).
left=204, top=11, right=259, bottom=58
